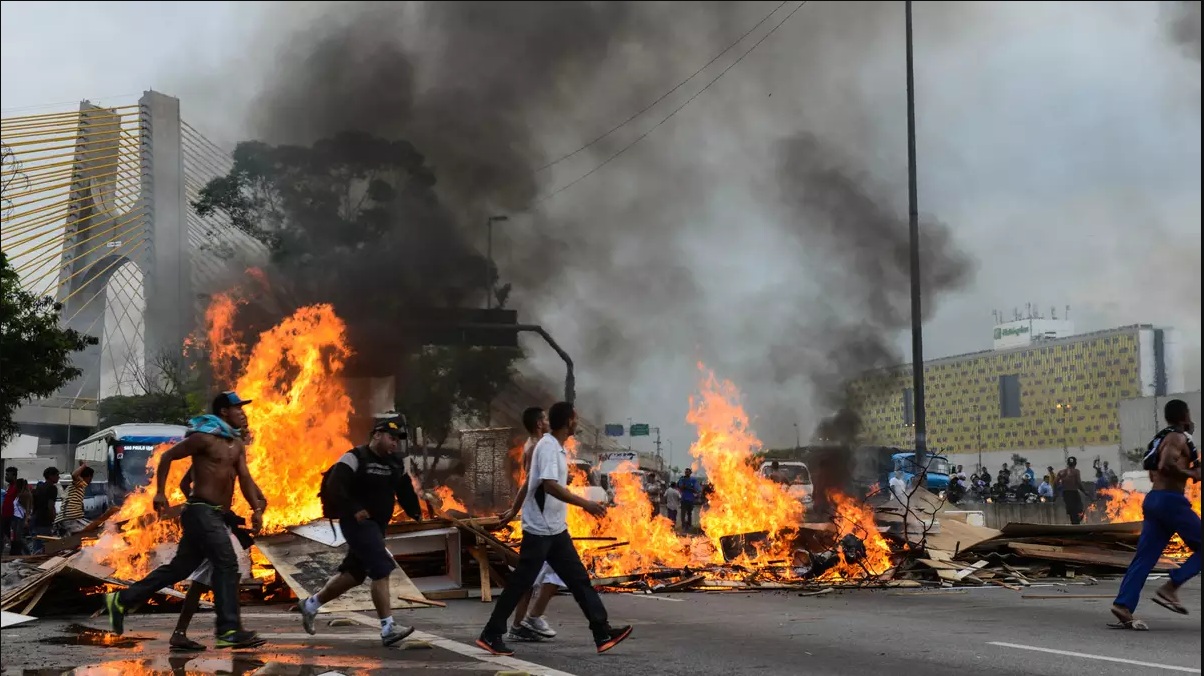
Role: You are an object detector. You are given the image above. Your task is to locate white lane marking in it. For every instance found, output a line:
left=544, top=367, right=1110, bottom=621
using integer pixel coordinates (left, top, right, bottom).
left=342, top=612, right=578, bottom=676
left=988, top=641, right=1202, bottom=673
left=627, top=594, right=684, bottom=602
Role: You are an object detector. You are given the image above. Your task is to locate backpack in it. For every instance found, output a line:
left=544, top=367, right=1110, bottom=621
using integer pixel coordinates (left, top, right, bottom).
left=318, top=446, right=370, bottom=520
left=1143, top=426, right=1199, bottom=471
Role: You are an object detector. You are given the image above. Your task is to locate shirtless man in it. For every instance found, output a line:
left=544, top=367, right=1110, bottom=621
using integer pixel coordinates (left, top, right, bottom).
left=105, top=391, right=266, bottom=649
left=498, top=407, right=562, bottom=641
left=1111, top=399, right=1201, bottom=630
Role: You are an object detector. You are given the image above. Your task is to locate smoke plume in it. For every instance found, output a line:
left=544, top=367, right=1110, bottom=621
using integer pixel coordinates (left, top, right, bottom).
left=218, top=1, right=1198, bottom=450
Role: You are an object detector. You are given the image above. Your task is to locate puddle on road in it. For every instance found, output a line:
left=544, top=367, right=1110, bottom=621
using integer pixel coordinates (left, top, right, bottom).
left=37, top=624, right=150, bottom=649
left=13, top=654, right=387, bottom=676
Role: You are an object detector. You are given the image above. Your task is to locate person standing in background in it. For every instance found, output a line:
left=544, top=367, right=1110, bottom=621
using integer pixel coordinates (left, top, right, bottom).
left=29, top=467, right=61, bottom=553
left=664, top=481, right=681, bottom=528
left=8, top=479, right=32, bottom=555
left=1, top=466, right=18, bottom=551
left=677, top=468, right=701, bottom=531
left=1057, top=457, right=1086, bottom=525
left=55, top=463, right=94, bottom=535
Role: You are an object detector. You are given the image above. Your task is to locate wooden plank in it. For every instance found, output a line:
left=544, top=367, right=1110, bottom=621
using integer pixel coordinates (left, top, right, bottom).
left=397, top=594, right=447, bottom=608
left=18, top=580, right=52, bottom=615
left=999, top=521, right=1142, bottom=538
left=1007, top=543, right=1178, bottom=572
left=255, top=533, right=428, bottom=612
left=653, top=575, right=706, bottom=593
left=1022, top=593, right=1117, bottom=600
left=916, top=559, right=961, bottom=571
left=469, top=544, right=492, bottom=603
left=954, top=561, right=990, bottom=581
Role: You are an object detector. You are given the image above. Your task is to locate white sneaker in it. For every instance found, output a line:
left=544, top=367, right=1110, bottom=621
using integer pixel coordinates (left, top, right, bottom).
left=521, top=615, right=556, bottom=638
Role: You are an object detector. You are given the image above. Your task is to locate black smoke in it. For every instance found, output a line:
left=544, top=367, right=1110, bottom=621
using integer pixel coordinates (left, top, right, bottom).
left=1164, top=0, right=1202, bottom=60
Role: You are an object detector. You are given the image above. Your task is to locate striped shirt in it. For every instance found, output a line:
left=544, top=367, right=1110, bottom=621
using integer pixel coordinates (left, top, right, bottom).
left=55, top=479, right=87, bottom=523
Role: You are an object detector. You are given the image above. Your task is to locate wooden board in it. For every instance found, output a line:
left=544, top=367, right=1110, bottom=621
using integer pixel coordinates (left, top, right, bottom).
left=998, top=522, right=1142, bottom=538
left=926, top=518, right=1002, bottom=555
left=255, top=533, right=428, bottom=612
left=1007, top=543, right=1178, bottom=572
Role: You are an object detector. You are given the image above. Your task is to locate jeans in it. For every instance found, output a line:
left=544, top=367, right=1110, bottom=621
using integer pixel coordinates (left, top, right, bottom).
left=118, top=502, right=241, bottom=635
left=483, top=530, right=608, bottom=638
left=9, top=518, right=27, bottom=555
left=1114, top=490, right=1202, bottom=612
left=681, top=502, right=696, bottom=529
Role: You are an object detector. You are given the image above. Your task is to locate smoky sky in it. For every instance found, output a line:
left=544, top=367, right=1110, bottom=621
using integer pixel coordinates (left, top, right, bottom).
left=222, top=1, right=1199, bottom=453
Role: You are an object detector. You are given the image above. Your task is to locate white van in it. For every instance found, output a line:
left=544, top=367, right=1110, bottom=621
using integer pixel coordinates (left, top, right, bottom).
left=759, top=461, right=814, bottom=505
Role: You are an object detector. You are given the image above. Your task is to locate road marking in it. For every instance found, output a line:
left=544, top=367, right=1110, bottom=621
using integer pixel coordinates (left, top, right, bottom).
left=343, top=612, right=578, bottom=676
left=988, top=641, right=1202, bottom=673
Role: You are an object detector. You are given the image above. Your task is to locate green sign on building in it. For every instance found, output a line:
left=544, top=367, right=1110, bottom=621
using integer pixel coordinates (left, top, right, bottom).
left=629, top=424, right=650, bottom=437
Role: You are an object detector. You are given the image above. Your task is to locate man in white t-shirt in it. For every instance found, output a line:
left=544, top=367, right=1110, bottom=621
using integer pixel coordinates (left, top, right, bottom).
left=477, top=401, right=632, bottom=657
left=497, top=407, right=563, bottom=642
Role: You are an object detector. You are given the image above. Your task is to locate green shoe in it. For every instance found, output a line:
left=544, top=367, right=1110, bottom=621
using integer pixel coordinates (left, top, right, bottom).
left=104, top=592, right=125, bottom=635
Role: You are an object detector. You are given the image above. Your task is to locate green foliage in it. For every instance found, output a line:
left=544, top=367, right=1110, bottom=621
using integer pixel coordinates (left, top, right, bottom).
left=399, top=345, right=523, bottom=449
left=193, top=131, right=520, bottom=442
left=0, top=252, right=98, bottom=444
left=98, top=393, right=193, bottom=427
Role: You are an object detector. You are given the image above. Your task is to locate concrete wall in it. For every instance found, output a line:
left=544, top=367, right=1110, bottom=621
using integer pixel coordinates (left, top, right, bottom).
left=970, top=501, right=1109, bottom=529
left=1118, top=390, right=1201, bottom=455
left=946, top=444, right=1121, bottom=477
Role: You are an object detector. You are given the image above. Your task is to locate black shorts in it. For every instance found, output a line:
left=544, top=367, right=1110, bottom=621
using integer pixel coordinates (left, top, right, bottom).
left=337, top=518, right=396, bottom=583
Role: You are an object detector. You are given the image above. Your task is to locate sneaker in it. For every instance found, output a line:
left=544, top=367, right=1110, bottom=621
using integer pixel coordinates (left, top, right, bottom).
left=475, top=633, right=515, bottom=656
left=215, top=629, right=264, bottom=649
left=595, top=625, right=633, bottom=654
left=169, top=632, right=206, bottom=652
left=382, top=624, right=415, bottom=647
left=300, top=597, right=318, bottom=635
left=507, top=625, right=542, bottom=642
left=104, top=592, right=125, bottom=636
left=521, top=615, right=557, bottom=638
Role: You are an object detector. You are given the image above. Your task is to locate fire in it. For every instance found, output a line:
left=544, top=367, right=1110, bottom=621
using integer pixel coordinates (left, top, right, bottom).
left=93, top=300, right=354, bottom=579
left=231, top=303, right=353, bottom=531
left=824, top=491, right=893, bottom=579
left=433, top=485, right=468, bottom=514
left=1093, top=483, right=1201, bottom=558
left=204, top=291, right=249, bottom=386
left=587, top=462, right=692, bottom=576
left=686, top=365, right=803, bottom=562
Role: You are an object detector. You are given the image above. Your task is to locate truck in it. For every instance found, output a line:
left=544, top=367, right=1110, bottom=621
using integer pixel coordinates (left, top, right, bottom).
left=758, top=460, right=814, bottom=505
left=889, top=451, right=952, bottom=492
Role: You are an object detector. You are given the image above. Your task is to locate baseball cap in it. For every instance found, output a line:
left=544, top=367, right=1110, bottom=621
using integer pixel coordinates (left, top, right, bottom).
left=211, top=391, right=253, bottom=414
left=372, top=417, right=407, bottom=438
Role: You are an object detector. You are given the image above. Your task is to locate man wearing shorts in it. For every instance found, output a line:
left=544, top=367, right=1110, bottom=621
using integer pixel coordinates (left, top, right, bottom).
left=300, top=417, right=423, bottom=646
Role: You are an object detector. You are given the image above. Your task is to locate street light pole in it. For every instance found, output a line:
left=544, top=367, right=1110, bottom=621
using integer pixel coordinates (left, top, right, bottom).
left=485, top=215, right=508, bottom=309
left=905, top=0, right=928, bottom=470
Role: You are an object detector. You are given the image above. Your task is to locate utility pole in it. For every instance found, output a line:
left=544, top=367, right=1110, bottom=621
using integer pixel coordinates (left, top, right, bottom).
left=654, top=427, right=663, bottom=466
left=627, top=417, right=633, bottom=452
left=905, top=0, right=928, bottom=473
left=485, top=215, right=508, bottom=309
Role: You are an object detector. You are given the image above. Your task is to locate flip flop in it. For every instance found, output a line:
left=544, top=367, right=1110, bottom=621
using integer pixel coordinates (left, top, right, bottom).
left=1107, top=620, right=1150, bottom=631
left=1110, top=606, right=1150, bottom=631
left=1152, top=592, right=1189, bottom=616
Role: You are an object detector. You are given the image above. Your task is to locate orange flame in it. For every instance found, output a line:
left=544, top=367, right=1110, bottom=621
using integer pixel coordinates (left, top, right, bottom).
left=1093, top=483, right=1201, bottom=558
left=687, top=364, right=803, bottom=562
left=823, top=491, right=893, bottom=579
left=92, top=300, right=355, bottom=579
left=433, top=485, right=468, bottom=513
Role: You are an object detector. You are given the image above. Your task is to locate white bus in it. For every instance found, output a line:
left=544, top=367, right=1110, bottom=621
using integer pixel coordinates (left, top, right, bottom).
left=74, top=423, right=188, bottom=511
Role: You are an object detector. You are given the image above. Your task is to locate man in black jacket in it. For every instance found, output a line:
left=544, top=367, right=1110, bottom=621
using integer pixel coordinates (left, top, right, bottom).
left=300, top=417, right=422, bottom=646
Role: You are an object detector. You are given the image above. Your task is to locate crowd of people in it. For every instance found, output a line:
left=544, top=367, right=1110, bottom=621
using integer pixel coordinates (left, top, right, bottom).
left=1, top=463, right=95, bottom=554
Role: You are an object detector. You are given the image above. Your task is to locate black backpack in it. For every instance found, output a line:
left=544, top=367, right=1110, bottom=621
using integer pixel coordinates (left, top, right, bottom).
left=318, top=446, right=370, bottom=520
left=1143, top=426, right=1199, bottom=471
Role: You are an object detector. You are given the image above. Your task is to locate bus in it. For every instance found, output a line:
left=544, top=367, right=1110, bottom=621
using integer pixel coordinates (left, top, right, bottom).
left=73, top=423, right=188, bottom=511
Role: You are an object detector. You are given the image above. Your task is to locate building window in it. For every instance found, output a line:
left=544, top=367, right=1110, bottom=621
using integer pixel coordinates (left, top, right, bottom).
left=998, top=374, right=1021, bottom=418
left=902, top=388, right=915, bottom=426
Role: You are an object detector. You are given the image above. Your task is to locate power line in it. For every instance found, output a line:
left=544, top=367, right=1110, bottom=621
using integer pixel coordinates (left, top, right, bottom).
left=536, top=1, right=789, bottom=173
left=535, top=1, right=808, bottom=206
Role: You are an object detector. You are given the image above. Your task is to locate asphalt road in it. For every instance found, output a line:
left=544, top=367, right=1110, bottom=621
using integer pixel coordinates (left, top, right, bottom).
left=1, top=577, right=1199, bottom=675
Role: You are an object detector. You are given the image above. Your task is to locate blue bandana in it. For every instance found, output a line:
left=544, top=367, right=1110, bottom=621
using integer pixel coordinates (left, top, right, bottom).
left=187, top=414, right=241, bottom=441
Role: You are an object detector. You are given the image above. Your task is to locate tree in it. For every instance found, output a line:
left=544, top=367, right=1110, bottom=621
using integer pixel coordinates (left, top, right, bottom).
left=97, top=351, right=206, bottom=428
left=0, top=252, right=98, bottom=444
left=194, top=131, right=522, bottom=443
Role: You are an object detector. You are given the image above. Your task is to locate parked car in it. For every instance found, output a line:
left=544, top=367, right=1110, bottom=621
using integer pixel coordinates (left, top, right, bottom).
left=759, top=461, right=814, bottom=505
